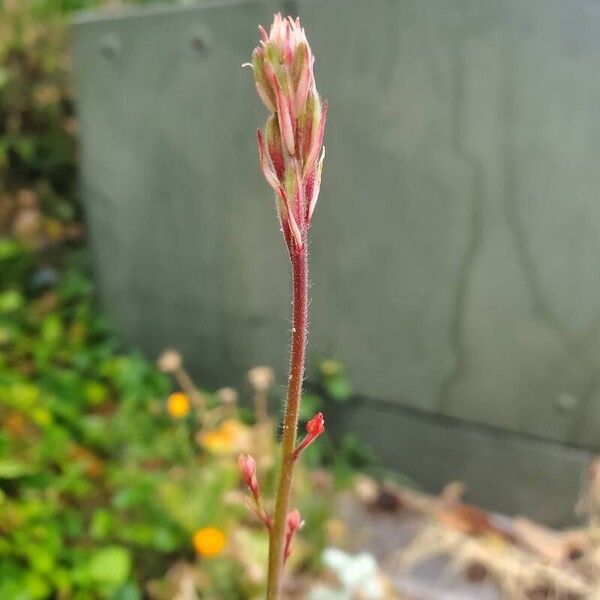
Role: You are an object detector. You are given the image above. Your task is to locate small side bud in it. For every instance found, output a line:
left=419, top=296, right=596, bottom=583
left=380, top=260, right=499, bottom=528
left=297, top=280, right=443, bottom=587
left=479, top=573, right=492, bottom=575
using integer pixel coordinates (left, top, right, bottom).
left=292, top=42, right=313, bottom=114
left=307, top=147, right=325, bottom=222
left=238, top=453, right=272, bottom=529
left=287, top=509, right=303, bottom=532
left=306, top=412, right=325, bottom=438
left=293, top=412, right=325, bottom=459
left=303, top=99, right=327, bottom=178
left=265, top=116, right=285, bottom=180
left=284, top=509, right=304, bottom=561
left=252, top=48, right=276, bottom=112
left=257, top=129, right=280, bottom=194
left=238, top=453, right=259, bottom=498
left=273, top=78, right=296, bottom=155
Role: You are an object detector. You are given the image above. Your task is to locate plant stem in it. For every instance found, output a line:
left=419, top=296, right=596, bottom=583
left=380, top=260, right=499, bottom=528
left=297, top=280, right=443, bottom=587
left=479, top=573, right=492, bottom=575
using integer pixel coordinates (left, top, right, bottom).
left=266, top=239, right=308, bottom=600
left=173, top=367, right=206, bottom=423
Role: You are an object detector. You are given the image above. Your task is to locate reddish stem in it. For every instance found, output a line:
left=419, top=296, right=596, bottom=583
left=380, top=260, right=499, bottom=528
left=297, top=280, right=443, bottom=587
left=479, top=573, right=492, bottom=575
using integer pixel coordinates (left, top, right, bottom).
left=292, top=434, right=313, bottom=460
left=265, top=239, right=308, bottom=599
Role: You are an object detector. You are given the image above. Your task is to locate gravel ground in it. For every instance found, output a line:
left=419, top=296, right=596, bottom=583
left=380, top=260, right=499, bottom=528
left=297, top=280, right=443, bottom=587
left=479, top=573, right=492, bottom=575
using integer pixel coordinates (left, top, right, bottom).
left=339, top=496, right=502, bottom=600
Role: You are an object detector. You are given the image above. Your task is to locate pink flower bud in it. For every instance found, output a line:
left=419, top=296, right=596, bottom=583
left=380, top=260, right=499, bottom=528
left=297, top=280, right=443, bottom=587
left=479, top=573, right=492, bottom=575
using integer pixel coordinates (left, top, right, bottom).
left=251, top=48, right=276, bottom=113
left=286, top=509, right=303, bottom=533
left=307, top=148, right=325, bottom=222
left=284, top=509, right=304, bottom=561
left=249, top=13, right=327, bottom=255
left=265, top=116, right=285, bottom=180
left=238, top=453, right=259, bottom=498
left=257, top=129, right=302, bottom=250
left=293, top=412, right=325, bottom=459
left=273, top=78, right=296, bottom=156
left=303, top=99, right=328, bottom=179
left=257, top=129, right=281, bottom=195
left=306, top=412, right=325, bottom=437
left=292, top=43, right=313, bottom=115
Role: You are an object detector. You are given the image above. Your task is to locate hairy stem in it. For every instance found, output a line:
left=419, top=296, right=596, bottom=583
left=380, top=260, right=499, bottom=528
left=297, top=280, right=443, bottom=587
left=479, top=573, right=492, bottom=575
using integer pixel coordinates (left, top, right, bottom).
left=266, top=240, right=308, bottom=600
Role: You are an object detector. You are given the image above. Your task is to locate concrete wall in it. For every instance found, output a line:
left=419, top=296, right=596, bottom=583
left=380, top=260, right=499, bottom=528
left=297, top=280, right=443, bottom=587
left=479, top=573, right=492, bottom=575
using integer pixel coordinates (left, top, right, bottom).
left=72, top=0, right=600, bottom=521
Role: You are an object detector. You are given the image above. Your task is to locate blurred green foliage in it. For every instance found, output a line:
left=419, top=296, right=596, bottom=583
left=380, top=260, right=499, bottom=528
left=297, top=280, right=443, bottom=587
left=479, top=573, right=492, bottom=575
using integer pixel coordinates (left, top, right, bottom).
left=0, top=240, right=339, bottom=599
left=1, top=0, right=78, bottom=234
left=302, top=363, right=376, bottom=488
left=0, top=241, right=184, bottom=599
left=0, top=0, right=288, bottom=572
left=0, top=0, right=176, bottom=240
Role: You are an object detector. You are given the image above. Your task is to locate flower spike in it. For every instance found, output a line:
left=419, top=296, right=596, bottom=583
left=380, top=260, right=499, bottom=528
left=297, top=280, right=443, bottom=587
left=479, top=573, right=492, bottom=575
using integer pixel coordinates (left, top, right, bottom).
left=248, top=14, right=327, bottom=597
left=248, top=12, right=327, bottom=256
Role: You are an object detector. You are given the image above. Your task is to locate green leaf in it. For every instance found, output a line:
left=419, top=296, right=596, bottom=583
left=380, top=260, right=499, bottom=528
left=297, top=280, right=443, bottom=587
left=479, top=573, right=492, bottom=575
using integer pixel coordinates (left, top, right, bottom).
left=0, top=460, right=35, bottom=479
left=87, top=546, right=131, bottom=586
left=0, top=290, right=24, bottom=314
left=40, top=314, right=63, bottom=345
left=0, top=239, right=23, bottom=261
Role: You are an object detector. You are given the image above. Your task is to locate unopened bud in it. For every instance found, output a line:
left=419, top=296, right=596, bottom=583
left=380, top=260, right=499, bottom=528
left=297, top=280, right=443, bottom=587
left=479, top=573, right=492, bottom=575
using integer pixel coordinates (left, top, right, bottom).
left=306, top=411, right=325, bottom=437
left=293, top=412, right=325, bottom=459
left=252, top=48, right=276, bottom=113
left=287, top=509, right=303, bottom=533
left=292, top=42, right=312, bottom=114
left=284, top=509, right=304, bottom=560
left=265, top=116, right=285, bottom=180
left=238, top=453, right=259, bottom=498
left=249, top=13, right=327, bottom=254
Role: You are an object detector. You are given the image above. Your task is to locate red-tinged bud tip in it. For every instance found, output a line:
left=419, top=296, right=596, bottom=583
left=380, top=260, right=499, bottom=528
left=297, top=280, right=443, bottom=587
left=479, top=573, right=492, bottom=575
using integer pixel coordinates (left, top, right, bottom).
left=306, top=412, right=325, bottom=437
left=284, top=509, right=304, bottom=561
left=238, top=453, right=259, bottom=496
left=293, top=412, right=325, bottom=459
left=287, top=509, right=303, bottom=533
left=238, top=453, right=256, bottom=481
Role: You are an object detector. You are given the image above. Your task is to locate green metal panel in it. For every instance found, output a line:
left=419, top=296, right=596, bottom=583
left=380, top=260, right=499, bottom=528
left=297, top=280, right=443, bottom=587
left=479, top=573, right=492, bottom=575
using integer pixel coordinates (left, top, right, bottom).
left=72, top=0, right=600, bottom=445
left=72, top=0, right=600, bottom=517
left=298, top=0, right=600, bottom=448
left=73, top=0, right=291, bottom=386
left=326, top=400, right=590, bottom=526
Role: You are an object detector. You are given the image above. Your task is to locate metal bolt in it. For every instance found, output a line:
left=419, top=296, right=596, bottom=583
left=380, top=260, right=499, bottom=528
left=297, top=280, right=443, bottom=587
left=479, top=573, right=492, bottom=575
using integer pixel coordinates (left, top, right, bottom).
left=191, top=34, right=206, bottom=53
left=189, top=27, right=212, bottom=59
left=556, top=393, right=579, bottom=413
left=99, top=33, right=121, bottom=59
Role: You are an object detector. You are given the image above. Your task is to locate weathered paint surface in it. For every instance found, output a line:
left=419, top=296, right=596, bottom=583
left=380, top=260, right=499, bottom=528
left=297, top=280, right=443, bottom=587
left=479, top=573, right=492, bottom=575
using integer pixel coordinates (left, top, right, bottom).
left=73, top=0, right=600, bottom=517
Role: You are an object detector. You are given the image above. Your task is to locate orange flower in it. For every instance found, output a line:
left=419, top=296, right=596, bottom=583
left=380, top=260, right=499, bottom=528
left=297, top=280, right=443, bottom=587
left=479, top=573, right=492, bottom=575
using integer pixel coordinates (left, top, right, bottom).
left=166, top=392, right=191, bottom=418
left=192, top=527, right=226, bottom=558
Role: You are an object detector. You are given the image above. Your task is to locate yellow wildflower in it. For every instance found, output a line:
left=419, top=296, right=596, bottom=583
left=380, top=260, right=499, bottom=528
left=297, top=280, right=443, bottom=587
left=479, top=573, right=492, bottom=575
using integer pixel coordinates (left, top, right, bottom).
left=193, top=527, right=226, bottom=558
left=199, top=419, right=250, bottom=454
left=166, top=392, right=191, bottom=418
